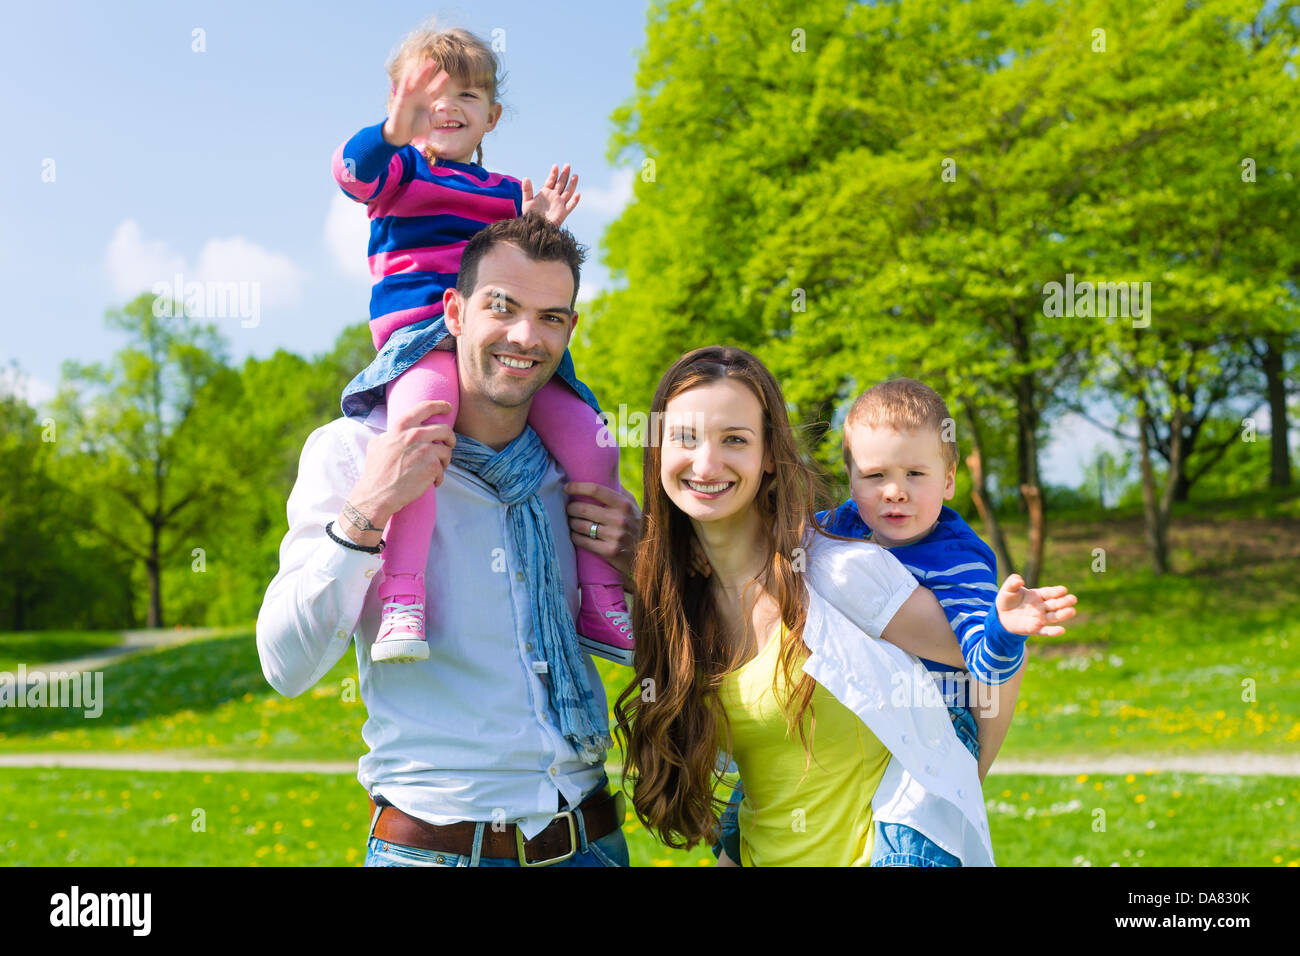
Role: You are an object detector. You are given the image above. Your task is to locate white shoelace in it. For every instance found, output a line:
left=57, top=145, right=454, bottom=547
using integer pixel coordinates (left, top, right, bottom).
left=380, top=602, right=425, bottom=638
left=604, top=608, right=632, bottom=635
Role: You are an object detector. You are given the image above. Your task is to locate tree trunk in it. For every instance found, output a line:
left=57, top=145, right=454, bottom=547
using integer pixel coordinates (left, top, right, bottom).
left=1008, top=307, right=1045, bottom=587
left=962, top=402, right=1016, bottom=578
left=1263, top=337, right=1292, bottom=488
left=1137, top=397, right=1169, bottom=574
left=146, top=521, right=163, bottom=628
left=1015, top=376, right=1045, bottom=588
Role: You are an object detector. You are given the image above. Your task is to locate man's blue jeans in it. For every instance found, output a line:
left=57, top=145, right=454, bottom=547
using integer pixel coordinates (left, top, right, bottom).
left=364, top=794, right=630, bottom=868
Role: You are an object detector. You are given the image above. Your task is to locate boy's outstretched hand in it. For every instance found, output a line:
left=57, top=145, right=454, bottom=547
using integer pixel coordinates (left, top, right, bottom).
left=996, top=574, right=1078, bottom=637
left=522, top=164, right=581, bottom=225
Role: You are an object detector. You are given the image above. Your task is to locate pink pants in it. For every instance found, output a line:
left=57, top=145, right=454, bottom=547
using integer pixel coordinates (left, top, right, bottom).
left=377, top=348, right=622, bottom=605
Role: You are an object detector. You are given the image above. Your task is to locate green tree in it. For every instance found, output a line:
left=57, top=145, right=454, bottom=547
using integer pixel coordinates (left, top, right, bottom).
left=51, top=294, right=229, bottom=627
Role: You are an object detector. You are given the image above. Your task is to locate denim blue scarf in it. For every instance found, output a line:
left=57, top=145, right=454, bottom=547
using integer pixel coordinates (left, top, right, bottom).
left=450, top=427, right=611, bottom=764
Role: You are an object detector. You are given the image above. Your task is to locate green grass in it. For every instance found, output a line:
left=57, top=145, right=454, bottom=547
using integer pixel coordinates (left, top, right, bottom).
left=3, top=503, right=1297, bottom=866
left=0, top=630, right=127, bottom=673
left=0, top=767, right=714, bottom=867
left=3, top=767, right=1294, bottom=866
left=4, top=563, right=1298, bottom=761
left=991, top=515, right=1300, bottom=759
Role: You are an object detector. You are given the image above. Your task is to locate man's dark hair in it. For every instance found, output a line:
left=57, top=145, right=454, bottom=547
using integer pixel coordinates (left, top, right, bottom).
left=457, top=212, right=588, bottom=308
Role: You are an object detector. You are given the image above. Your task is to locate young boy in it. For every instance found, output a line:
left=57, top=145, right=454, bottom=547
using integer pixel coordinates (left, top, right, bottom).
left=714, top=377, right=1078, bottom=866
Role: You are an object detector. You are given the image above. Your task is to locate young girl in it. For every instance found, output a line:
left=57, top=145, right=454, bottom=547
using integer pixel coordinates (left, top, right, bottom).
left=615, top=346, right=1000, bottom=866
left=332, top=24, right=632, bottom=665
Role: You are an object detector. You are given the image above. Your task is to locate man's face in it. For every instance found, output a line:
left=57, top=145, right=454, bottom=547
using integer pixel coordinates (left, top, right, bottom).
left=443, top=243, right=577, bottom=410
left=845, top=423, right=955, bottom=547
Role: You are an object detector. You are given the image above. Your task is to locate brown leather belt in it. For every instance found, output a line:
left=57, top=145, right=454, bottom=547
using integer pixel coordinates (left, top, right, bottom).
left=369, top=788, right=624, bottom=867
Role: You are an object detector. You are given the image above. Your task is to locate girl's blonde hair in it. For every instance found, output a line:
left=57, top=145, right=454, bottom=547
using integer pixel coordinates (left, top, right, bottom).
left=386, top=22, right=503, bottom=167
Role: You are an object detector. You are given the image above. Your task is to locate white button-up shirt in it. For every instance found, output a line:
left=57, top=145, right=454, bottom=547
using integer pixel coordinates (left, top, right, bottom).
left=255, top=407, right=607, bottom=839
left=800, top=532, right=995, bottom=865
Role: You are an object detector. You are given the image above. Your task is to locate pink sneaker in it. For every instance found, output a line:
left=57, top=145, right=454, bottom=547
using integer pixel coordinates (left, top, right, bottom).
left=576, top=584, right=634, bottom=665
left=372, top=601, right=429, bottom=663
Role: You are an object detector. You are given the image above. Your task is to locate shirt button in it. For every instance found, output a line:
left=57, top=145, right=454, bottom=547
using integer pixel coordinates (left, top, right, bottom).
left=957, top=788, right=967, bottom=799
left=516, top=572, right=525, bottom=582
left=436, top=855, right=445, bottom=864
left=364, top=569, right=376, bottom=579
left=549, top=767, right=558, bottom=776
left=336, top=630, right=347, bottom=640
left=525, top=642, right=534, bottom=651
left=925, top=765, right=937, bottom=776
left=900, top=734, right=909, bottom=745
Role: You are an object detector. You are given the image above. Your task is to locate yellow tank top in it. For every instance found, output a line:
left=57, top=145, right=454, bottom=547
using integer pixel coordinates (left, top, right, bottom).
left=718, top=624, right=891, bottom=866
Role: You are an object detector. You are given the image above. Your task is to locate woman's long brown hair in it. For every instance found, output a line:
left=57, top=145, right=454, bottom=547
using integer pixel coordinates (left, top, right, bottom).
left=613, top=346, right=837, bottom=850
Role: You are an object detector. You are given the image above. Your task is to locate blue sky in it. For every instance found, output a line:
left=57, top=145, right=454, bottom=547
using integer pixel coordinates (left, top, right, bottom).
left=0, top=0, right=1118, bottom=485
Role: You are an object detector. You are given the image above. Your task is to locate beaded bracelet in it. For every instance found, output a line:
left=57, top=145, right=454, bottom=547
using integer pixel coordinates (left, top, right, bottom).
left=325, top=520, right=385, bottom=554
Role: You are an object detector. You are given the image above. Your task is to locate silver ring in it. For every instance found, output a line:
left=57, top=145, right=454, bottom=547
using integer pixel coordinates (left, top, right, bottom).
left=588, top=522, right=599, bottom=539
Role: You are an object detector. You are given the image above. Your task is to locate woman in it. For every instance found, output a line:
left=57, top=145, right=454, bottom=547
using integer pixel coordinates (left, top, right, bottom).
left=614, top=346, right=994, bottom=866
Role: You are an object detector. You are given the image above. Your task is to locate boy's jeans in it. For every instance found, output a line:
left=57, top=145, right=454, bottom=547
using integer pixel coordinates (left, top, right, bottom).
left=714, top=705, right=979, bottom=867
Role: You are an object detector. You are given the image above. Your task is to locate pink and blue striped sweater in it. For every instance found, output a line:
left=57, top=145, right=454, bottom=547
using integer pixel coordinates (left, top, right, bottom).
left=332, top=121, right=524, bottom=350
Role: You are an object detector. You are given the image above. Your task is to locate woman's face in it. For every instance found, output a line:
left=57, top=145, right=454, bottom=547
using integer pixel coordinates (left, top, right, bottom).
left=659, top=379, right=773, bottom=525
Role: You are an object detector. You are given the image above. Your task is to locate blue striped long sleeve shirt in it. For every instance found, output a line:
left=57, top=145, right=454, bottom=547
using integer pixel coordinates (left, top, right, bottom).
left=816, top=501, right=1026, bottom=709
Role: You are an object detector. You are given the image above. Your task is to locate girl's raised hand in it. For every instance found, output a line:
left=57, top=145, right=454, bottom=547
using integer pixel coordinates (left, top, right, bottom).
left=521, top=164, right=581, bottom=225
left=383, top=60, right=451, bottom=147
left=995, top=574, right=1079, bottom=637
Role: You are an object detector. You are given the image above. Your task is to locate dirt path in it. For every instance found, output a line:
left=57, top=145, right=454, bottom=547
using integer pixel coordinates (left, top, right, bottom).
left=1, top=752, right=1297, bottom=776
left=16, top=627, right=232, bottom=682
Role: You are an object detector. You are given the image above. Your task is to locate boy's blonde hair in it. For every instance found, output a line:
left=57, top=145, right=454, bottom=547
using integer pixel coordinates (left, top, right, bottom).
left=387, top=22, right=503, bottom=167
left=842, top=377, right=959, bottom=472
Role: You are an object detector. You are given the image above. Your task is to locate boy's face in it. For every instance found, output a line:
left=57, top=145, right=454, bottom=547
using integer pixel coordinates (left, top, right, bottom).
left=844, top=423, right=955, bottom=547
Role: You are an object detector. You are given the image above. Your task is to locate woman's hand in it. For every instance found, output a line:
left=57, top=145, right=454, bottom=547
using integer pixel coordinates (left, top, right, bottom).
left=383, top=59, right=451, bottom=148
left=565, top=481, right=640, bottom=580
left=522, top=164, right=581, bottom=225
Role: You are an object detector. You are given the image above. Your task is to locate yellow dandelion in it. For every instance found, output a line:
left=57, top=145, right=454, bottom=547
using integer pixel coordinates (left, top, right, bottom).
left=1094, top=782, right=1104, bottom=791
left=1076, top=774, right=1088, bottom=783
left=1124, top=774, right=1135, bottom=783
left=1274, top=856, right=1283, bottom=864
left=1134, top=794, right=1146, bottom=803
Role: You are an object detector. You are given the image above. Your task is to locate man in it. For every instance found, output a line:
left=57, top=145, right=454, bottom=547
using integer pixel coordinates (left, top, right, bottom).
left=256, top=214, right=640, bottom=867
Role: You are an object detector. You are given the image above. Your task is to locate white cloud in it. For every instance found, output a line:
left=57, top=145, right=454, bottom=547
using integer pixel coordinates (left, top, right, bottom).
left=0, top=367, right=56, bottom=406
left=103, top=219, right=307, bottom=308
left=324, top=193, right=373, bottom=280
left=105, top=220, right=184, bottom=298
left=579, top=168, right=635, bottom=217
